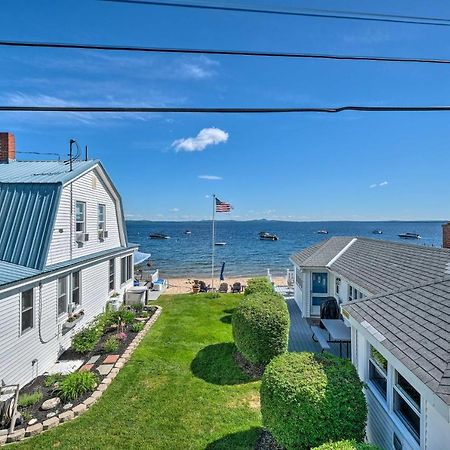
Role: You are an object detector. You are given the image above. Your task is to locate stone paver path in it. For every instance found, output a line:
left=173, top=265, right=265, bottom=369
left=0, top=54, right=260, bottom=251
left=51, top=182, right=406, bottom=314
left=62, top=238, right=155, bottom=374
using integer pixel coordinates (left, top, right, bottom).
left=103, top=355, right=119, bottom=364
left=97, top=364, right=114, bottom=376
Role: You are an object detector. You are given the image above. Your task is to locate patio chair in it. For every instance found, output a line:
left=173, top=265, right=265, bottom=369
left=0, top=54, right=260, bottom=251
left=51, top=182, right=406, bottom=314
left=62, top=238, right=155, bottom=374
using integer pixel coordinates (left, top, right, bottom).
left=199, top=281, right=209, bottom=293
left=218, top=283, right=228, bottom=293
left=231, top=282, right=241, bottom=293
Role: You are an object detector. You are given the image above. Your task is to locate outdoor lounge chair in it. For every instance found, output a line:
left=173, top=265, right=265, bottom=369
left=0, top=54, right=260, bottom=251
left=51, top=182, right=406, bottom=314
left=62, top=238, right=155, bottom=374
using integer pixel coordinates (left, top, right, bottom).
left=199, top=281, right=209, bottom=293
left=231, top=282, right=241, bottom=293
left=218, top=283, right=228, bottom=293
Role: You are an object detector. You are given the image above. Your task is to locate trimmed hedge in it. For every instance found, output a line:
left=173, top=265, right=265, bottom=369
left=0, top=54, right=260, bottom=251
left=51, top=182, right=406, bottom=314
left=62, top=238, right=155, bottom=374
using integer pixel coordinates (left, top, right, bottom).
left=312, top=440, right=382, bottom=450
left=260, top=352, right=367, bottom=450
left=244, top=277, right=274, bottom=296
left=232, top=293, right=289, bottom=365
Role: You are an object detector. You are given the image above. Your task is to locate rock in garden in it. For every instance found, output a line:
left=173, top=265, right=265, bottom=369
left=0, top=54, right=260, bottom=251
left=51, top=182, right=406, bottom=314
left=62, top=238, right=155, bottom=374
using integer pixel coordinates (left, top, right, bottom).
left=46, top=412, right=56, bottom=418
left=63, top=403, right=73, bottom=410
left=41, top=397, right=61, bottom=410
left=28, top=418, right=37, bottom=426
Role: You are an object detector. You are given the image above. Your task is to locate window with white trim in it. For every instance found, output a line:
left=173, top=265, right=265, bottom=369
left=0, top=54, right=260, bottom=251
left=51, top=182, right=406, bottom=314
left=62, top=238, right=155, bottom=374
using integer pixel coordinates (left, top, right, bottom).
left=72, top=271, right=81, bottom=305
left=58, top=277, right=68, bottom=316
left=21, top=288, right=34, bottom=333
left=109, top=259, right=115, bottom=291
left=75, top=201, right=86, bottom=233
left=98, top=204, right=106, bottom=232
left=368, top=345, right=387, bottom=399
left=121, top=255, right=133, bottom=284
left=335, top=277, right=341, bottom=295
left=394, top=372, right=421, bottom=442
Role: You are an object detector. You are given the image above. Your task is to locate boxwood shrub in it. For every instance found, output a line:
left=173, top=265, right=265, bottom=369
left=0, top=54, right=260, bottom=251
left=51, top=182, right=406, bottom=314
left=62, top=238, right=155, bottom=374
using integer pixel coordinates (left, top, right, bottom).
left=312, top=440, right=381, bottom=450
left=244, top=277, right=274, bottom=296
left=232, top=293, right=289, bottom=365
left=260, top=352, right=367, bottom=450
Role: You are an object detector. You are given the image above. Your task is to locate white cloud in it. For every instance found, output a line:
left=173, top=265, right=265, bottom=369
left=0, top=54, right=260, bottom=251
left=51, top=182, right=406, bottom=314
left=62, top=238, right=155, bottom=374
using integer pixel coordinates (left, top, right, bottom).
left=170, top=208, right=180, bottom=212
left=370, top=181, right=389, bottom=188
left=172, top=128, right=229, bottom=152
left=198, top=175, right=223, bottom=180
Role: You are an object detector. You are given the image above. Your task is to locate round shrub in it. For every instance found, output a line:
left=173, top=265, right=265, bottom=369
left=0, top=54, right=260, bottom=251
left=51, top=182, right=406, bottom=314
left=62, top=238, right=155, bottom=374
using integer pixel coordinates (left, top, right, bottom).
left=244, top=277, right=274, bottom=296
left=57, top=371, right=98, bottom=402
left=312, top=440, right=382, bottom=450
left=260, top=352, right=367, bottom=450
left=232, top=293, right=289, bottom=365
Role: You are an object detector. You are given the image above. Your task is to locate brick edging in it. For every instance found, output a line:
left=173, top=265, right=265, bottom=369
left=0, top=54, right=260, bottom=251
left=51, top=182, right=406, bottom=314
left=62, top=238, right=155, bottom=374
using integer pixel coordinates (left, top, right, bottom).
left=0, top=306, right=162, bottom=446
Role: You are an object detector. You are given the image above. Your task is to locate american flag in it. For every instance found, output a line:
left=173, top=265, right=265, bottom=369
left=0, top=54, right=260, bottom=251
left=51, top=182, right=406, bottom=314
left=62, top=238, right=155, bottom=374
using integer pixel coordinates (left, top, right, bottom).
left=215, top=197, right=232, bottom=213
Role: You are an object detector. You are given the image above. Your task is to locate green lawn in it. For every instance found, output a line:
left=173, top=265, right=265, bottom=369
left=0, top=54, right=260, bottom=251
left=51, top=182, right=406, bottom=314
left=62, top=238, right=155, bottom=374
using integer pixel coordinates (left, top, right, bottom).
left=14, top=294, right=262, bottom=450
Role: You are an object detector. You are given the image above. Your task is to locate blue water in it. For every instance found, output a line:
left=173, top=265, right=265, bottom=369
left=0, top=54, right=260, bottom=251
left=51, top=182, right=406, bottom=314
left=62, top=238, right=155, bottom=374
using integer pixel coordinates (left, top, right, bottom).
left=126, top=220, right=445, bottom=278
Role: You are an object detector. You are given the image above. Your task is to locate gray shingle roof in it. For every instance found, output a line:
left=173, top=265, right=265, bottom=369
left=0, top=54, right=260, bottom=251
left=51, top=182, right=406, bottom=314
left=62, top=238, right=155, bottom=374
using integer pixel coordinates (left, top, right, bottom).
left=290, top=237, right=354, bottom=267
left=343, top=277, right=450, bottom=406
left=292, top=237, right=450, bottom=295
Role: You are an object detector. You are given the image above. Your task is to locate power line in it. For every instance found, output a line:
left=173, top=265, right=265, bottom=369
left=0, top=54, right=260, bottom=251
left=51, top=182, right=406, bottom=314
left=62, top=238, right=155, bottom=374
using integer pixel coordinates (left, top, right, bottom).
left=2, top=40, right=450, bottom=66
left=101, top=0, right=450, bottom=27
left=3, top=105, right=450, bottom=114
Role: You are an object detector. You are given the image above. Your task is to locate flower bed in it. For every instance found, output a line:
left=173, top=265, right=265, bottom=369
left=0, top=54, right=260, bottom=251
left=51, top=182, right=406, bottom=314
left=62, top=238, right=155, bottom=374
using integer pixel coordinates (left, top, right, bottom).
left=0, top=305, right=160, bottom=444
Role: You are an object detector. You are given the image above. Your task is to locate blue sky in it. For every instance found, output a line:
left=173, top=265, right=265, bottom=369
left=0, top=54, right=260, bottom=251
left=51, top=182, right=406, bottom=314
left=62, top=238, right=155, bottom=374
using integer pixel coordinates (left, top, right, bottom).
left=1, top=0, right=450, bottom=221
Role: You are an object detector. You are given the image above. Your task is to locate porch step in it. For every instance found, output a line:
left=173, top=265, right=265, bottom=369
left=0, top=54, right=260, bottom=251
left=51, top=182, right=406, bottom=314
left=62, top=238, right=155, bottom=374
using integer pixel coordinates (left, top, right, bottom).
left=310, top=326, right=330, bottom=352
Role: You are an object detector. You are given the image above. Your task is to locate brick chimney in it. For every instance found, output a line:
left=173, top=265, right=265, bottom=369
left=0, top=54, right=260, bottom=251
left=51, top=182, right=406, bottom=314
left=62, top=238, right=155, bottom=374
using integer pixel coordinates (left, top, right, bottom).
left=443, top=222, right=450, bottom=249
left=0, top=132, right=15, bottom=163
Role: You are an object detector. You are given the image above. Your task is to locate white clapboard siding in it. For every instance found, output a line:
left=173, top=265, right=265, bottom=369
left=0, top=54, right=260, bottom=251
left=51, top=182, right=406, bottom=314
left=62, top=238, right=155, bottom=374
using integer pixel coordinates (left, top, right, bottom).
left=0, top=256, right=133, bottom=388
left=46, top=168, right=122, bottom=266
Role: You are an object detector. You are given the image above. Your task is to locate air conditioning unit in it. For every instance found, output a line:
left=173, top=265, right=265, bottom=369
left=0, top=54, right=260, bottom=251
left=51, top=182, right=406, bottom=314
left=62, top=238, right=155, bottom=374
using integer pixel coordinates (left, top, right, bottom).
left=75, top=232, right=89, bottom=243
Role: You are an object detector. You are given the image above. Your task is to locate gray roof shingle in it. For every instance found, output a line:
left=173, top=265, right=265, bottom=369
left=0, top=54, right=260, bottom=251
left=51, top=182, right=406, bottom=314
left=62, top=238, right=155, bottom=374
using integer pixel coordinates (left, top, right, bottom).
left=344, top=277, right=450, bottom=406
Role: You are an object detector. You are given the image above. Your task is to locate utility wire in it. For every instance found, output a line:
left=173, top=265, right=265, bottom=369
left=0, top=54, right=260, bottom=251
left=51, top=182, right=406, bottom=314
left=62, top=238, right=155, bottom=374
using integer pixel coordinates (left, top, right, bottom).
left=4, top=105, right=450, bottom=114
left=101, top=0, right=450, bottom=27
left=2, top=40, right=450, bottom=66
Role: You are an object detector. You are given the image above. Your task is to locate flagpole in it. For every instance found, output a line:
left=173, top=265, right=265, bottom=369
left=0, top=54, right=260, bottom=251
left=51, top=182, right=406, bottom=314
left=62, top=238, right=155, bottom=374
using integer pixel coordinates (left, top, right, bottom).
left=211, top=194, right=216, bottom=290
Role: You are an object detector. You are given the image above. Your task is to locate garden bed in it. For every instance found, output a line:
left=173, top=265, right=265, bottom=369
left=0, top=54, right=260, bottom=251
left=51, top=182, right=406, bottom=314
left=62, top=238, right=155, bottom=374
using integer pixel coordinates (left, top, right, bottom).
left=8, top=306, right=157, bottom=433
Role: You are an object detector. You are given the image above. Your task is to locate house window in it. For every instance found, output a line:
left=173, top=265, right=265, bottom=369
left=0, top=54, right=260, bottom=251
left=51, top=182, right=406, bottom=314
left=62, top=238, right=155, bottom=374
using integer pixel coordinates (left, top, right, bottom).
left=312, top=273, right=328, bottom=293
left=295, top=270, right=302, bottom=288
left=368, top=345, right=387, bottom=399
left=109, top=259, right=115, bottom=291
left=348, top=285, right=353, bottom=301
left=121, top=255, right=133, bottom=284
left=98, top=204, right=106, bottom=232
left=394, top=372, right=421, bottom=442
left=72, top=271, right=81, bottom=305
left=58, top=277, right=68, bottom=316
left=75, top=201, right=86, bottom=233
left=335, top=277, right=341, bottom=295
left=21, top=288, right=34, bottom=333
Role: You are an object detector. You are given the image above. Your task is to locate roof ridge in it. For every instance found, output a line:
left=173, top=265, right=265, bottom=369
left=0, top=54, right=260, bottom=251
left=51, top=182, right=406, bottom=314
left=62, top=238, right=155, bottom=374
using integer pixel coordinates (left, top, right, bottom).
left=326, top=237, right=357, bottom=267
left=355, top=235, right=450, bottom=253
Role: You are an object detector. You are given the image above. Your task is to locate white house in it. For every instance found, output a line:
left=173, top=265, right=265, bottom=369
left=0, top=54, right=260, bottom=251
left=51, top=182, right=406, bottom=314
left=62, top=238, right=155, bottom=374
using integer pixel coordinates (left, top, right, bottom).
left=290, top=235, right=450, bottom=449
left=0, top=132, right=136, bottom=388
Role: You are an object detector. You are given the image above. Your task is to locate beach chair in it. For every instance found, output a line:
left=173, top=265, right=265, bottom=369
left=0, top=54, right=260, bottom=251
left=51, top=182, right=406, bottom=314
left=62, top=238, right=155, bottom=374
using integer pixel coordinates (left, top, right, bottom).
left=231, top=282, right=241, bottom=293
left=199, top=281, right=208, bottom=293
left=218, top=283, right=228, bottom=293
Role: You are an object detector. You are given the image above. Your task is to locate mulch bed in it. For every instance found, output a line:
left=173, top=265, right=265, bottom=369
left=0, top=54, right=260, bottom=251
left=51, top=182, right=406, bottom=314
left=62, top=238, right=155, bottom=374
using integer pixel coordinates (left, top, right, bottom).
left=233, top=351, right=265, bottom=379
left=255, top=429, right=284, bottom=450
left=11, top=306, right=157, bottom=430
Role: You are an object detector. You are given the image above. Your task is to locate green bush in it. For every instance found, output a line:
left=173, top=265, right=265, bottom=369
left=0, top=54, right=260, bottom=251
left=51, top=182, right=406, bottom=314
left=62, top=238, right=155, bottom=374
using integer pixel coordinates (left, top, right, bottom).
left=104, top=336, right=120, bottom=352
left=72, top=325, right=101, bottom=354
left=260, top=352, right=367, bottom=450
left=312, top=440, right=382, bottom=450
left=232, top=293, right=289, bottom=365
left=131, top=322, right=145, bottom=333
left=57, top=371, right=98, bottom=402
left=43, top=373, right=65, bottom=387
left=244, top=277, right=274, bottom=296
left=18, top=391, right=43, bottom=408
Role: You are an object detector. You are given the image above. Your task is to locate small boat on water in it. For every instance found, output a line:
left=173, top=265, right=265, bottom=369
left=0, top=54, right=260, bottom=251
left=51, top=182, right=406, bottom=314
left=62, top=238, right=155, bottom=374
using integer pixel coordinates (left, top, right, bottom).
left=372, top=229, right=383, bottom=235
left=398, top=232, right=421, bottom=240
left=185, top=230, right=192, bottom=235
left=149, top=233, right=171, bottom=240
left=215, top=242, right=226, bottom=246
left=259, top=231, right=279, bottom=241
left=317, top=230, right=329, bottom=235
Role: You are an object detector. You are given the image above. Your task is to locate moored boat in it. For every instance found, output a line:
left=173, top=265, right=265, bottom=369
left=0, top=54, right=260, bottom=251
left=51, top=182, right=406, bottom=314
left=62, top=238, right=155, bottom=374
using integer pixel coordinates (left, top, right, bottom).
left=149, top=233, right=171, bottom=240
left=317, top=230, right=329, bottom=235
left=259, top=231, right=279, bottom=241
left=372, top=229, right=383, bottom=235
left=398, top=232, right=421, bottom=239
left=215, top=242, right=226, bottom=246
left=185, top=230, right=192, bottom=235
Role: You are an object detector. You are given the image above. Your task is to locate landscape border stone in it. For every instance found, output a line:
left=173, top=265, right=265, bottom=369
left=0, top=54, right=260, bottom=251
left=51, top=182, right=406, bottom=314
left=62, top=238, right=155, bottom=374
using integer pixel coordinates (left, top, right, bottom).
left=0, top=306, right=162, bottom=446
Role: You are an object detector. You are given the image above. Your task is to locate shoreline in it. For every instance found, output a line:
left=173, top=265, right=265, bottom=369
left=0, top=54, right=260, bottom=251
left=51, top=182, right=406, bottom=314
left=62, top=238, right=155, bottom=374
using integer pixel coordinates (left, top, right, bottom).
left=164, top=276, right=287, bottom=294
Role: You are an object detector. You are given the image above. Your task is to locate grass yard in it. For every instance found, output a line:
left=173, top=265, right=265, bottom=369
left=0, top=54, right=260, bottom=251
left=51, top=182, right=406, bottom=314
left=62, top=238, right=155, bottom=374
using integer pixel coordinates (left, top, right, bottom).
left=14, top=294, right=262, bottom=450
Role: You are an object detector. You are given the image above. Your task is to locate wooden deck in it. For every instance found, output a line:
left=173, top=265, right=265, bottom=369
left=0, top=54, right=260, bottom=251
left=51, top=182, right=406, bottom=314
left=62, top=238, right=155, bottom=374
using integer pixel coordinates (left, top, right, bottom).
left=286, top=298, right=350, bottom=358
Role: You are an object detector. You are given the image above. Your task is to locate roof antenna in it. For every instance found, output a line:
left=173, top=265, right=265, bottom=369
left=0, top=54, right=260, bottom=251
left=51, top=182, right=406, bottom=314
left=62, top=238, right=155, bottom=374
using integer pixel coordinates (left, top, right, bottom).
left=69, top=139, right=76, bottom=172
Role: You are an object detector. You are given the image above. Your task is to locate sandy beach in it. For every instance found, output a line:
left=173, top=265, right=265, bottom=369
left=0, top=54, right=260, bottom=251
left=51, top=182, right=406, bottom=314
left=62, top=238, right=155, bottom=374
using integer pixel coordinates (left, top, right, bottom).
left=164, top=276, right=287, bottom=294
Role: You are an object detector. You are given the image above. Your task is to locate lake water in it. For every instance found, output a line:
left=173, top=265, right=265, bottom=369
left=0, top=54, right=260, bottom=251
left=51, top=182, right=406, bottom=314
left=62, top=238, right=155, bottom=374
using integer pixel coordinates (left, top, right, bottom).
left=127, top=220, right=445, bottom=278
